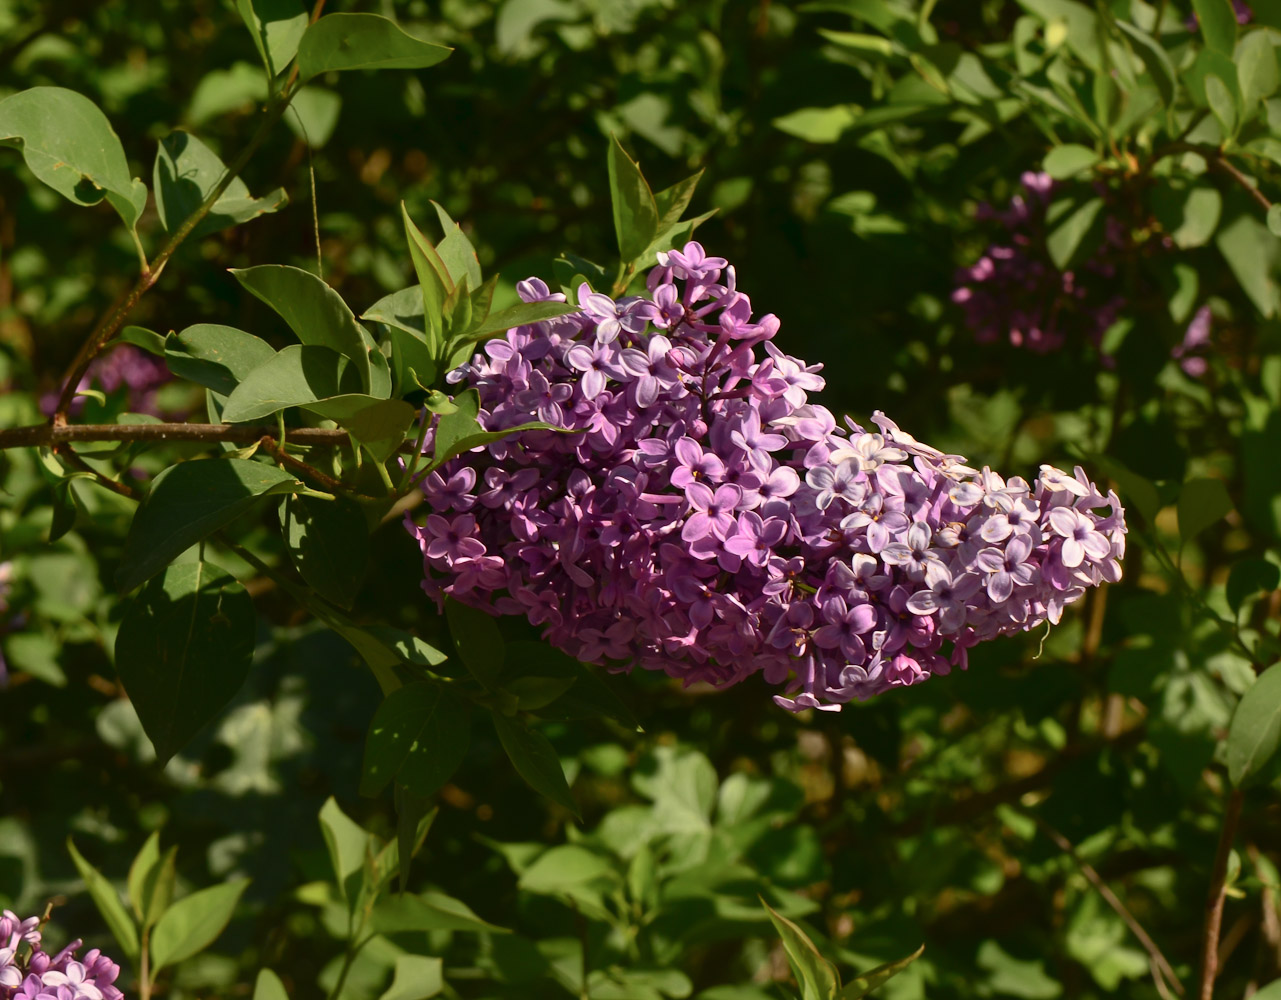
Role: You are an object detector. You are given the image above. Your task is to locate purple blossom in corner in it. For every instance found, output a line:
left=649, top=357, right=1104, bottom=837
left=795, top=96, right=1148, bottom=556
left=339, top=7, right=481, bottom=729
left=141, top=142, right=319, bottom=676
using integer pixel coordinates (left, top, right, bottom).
left=0, top=913, right=122, bottom=1000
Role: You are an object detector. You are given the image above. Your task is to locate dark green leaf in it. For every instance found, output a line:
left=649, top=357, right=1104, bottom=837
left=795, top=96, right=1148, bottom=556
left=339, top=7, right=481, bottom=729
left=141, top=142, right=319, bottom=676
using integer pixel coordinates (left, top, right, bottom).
left=1177, top=477, right=1234, bottom=544
left=491, top=712, right=578, bottom=815
left=1114, top=20, right=1177, bottom=106
left=120, top=325, right=167, bottom=357
left=653, top=169, right=704, bottom=229
left=1217, top=213, right=1281, bottom=317
left=839, top=946, right=925, bottom=999
left=67, top=838, right=140, bottom=963
left=402, top=203, right=453, bottom=352
left=444, top=597, right=505, bottom=689
left=230, top=265, right=373, bottom=391
left=1227, top=662, right=1281, bottom=785
left=1227, top=558, right=1281, bottom=613
left=607, top=135, right=660, bottom=263
left=1269, top=204, right=1281, bottom=238
left=363, top=286, right=426, bottom=335
left=296, top=13, right=452, bottom=83
left=281, top=495, right=368, bottom=609
left=372, top=890, right=508, bottom=934
left=1151, top=182, right=1222, bottom=249
left=284, top=86, right=343, bottom=147
left=359, top=625, right=449, bottom=668
left=303, top=395, right=416, bottom=461
left=0, top=87, right=143, bottom=230
left=1046, top=196, right=1105, bottom=270
left=115, top=561, right=256, bottom=763
left=319, top=796, right=374, bottom=904
left=150, top=878, right=250, bottom=971
left=393, top=784, right=437, bottom=893
left=220, top=344, right=363, bottom=422
left=154, top=131, right=287, bottom=239
left=1043, top=144, right=1098, bottom=180
left=1193, top=0, right=1238, bottom=54
left=360, top=682, right=471, bottom=798
left=165, top=325, right=277, bottom=396
left=760, top=898, right=841, bottom=1000
left=117, top=458, right=303, bottom=591
left=236, top=0, right=308, bottom=79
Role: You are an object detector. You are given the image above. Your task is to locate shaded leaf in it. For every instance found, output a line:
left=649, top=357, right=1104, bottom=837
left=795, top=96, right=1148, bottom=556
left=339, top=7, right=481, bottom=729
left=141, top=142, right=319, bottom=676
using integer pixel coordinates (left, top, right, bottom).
left=372, top=890, right=508, bottom=934
left=491, top=712, right=578, bottom=815
left=153, top=131, right=287, bottom=239
left=221, top=343, right=364, bottom=422
left=839, top=946, right=925, bottom=999
left=281, top=495, right=369, bottom=609
left=1227, top=662, right=1281, bottom=786
left=165, top=324, right=277, bottom=397
left=761, top=897, right=840, bottom=1000
left=236, top=0, right=308, bottom=79
left=360, top=682, right=471, bottom=798
left=1226, top=558, right=1281, bottom=614
left=296, top=13, right=452, bottom=83
left=1177, top=477, right=1234, bottom=544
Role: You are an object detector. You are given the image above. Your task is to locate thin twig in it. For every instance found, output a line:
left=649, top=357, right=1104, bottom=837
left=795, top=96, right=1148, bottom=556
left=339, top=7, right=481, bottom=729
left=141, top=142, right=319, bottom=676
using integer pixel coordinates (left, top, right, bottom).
left=1199, top=789, right=1246, bottom=1000
left=1031, top=813, right=1185, bottom=996
left=1158, top=142, right=1273, bottom=214
left=0, top=422, right=351, bottom=449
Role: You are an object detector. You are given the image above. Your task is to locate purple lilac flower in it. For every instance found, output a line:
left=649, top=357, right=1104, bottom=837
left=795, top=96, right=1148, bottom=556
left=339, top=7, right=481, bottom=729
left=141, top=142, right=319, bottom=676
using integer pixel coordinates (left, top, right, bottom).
left=951, top=171, right=1128, bottom=355
left=408, top=242, right=1127, bottom=711
left=1172, top=304, right=1212, bottom=377
left=0, top=914, right=122, bottom=1000
left=40, top=345, right=173, bottom=418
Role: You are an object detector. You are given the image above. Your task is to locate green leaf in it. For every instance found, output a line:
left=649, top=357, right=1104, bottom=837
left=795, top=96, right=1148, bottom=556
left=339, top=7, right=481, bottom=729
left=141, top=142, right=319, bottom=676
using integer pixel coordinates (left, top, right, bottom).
left=363, top=286, right=426, bottom=335
left=653, top=169, right=704, bottom=229
left=120, top=325, right=167, bottom=357
left=0, top=87, right=144, bottom=231
left=1217, top=213, right=1281, bottom=317
left=359, top=625, right=449, bottom=668
left=304, top=395, right=416, bottom=462
left=67, top=838, right=140, bottom=964
left=1193, top=0, right=1238, bottom=54
left=378, top=955, right=444, bottom=1000
left=1177, top=477, right=1234, bottom=544
left=1227, top=662, right=1281, bottom=785
left=1151, top=183, right=1222, bottom=249
left=773, top=105, right=859, bottom=143
left=1206, top=73, right=1238, bottom=136
left=444, top=597, right=505, bottom=689
left=281, top=495, right=369, bottom=609
left=284, top=86, right=343, bottom=148
left=153, top=131, right=287, bottom=239
left=236, top=0, right=308, bottom=80
left=1270, top=205, right=1281, bottom=238
left=372, top=890, right=508, bottom=934
left=760, top=898, right=841, bottom=1000
left=839, top=946, right=925, bottom=999
left=296, top=13, right=452, bottom=83
left=220, top=344, right=364, bottom=422
left=518, top=845, right=613, bottom=894
left=360, top=682, right=471, bottom=798
left=115, top=561, right=256, bottom=764
left=458, top=301, right=580, bottom=343
left=1043, top=144, right=1098, bottom=180
left=117, top=459, right=303, bottom=591
left=127, top=832, right=178, bottom=931
left=1046, top=196, right=1105, bottom=270
left=1114, top=20, right=1177, bottom=106
left=1226, top=558, right=1281, bottom=613
left=402, top=203, right=453, bottom=353
left=491, top=712, right=578, bottom=816
left=607, top=135, right=660, bottom=263
left=431, top=201, right=483, bottom=289
left=253, top=969, right=290, bottom=1000
left=1238, top=29, right=1279, bottom=111
left=230, top=265, right=373, bottom=391
left=393, top=784, right=438, bottom=894
left=319, top=796, right=374, bottom=904
left=165, top=324, right=277, bottom=396
left=1251, top=978, right=1281, bottom=1000
left=150, top=878, right=250, bottom=971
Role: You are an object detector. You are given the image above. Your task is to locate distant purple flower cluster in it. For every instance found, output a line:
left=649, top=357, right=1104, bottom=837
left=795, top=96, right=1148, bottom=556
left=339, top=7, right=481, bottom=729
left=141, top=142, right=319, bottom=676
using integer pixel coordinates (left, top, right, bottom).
left=0, top=910, right=122, bottom=1000
left=952, top=171, right=1127, bottom=354
left=1173, top=305, right=1212, bottom=377
left=41, top=345, right=172, bottom=418
left=408, top=243, right=1126, bottom=711
left=1186, top=1, right=1251, bottom=29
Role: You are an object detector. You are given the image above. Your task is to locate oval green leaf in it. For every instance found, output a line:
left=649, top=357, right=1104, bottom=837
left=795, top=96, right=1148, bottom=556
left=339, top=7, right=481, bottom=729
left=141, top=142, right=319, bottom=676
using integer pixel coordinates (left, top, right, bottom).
left=1227, top=662, right=1281, bottom=786
left=359, top=682, right=472, bottom=798
left=150, top=877, right=251, bottom=971
left=296, top=13, right=452, bottom=83
left=491, top=712, right=578, bottom=816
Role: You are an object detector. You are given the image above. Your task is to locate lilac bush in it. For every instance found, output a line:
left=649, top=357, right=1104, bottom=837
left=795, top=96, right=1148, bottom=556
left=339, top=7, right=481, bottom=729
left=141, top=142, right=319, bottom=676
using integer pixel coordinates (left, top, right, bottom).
left=951, top=171, right=1127, bottom=354
left=0, top=911, right=123, bottom=1000
left=407, top=244, right=1126, bottom=711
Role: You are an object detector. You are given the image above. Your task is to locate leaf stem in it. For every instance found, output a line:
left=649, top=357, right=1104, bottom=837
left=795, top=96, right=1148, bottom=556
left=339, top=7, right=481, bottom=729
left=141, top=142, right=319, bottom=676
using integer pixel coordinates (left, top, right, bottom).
left=1198, top=788, right=1245, bottom=1000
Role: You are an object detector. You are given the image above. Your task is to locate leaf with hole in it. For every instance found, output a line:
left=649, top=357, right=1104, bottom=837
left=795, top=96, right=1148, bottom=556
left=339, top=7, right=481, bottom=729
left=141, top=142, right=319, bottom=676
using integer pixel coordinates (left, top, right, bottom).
left=154, top=131, right=287, bottom=239
left=0, top=87, right=145, bottom=231
left=296, top=13, right=452, bottom=83
left=115, top=561, right=256, bottom=764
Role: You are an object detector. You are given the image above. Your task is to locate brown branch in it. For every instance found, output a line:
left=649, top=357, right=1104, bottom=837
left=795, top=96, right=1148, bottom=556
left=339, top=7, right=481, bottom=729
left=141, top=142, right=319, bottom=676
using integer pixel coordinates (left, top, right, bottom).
left=1199, top=789, right=1246, bottom=1000
left=0, top=422, right=351, bottom=449
left=1032, top=814, right=1184, bottom=996
left=1160, top=142, right=1273, bottom=214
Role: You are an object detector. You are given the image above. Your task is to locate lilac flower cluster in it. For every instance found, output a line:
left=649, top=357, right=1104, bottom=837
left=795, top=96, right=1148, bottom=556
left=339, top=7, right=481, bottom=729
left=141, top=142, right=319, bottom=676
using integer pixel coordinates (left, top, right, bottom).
left=0, top=911, right=122, bottom=1000
left=951, top=172, right=1127, bottom=354
left=1172, top=305, right=1212, bottom=377
left=408, top=242, right=1126, bottom=711
left=41, top=345, right=172, bottom=418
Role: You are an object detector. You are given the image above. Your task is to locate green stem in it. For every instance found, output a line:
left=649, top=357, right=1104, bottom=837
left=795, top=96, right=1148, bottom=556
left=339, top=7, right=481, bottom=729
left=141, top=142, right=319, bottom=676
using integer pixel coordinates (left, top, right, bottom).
left=139, top=928, right=152, bottom=1000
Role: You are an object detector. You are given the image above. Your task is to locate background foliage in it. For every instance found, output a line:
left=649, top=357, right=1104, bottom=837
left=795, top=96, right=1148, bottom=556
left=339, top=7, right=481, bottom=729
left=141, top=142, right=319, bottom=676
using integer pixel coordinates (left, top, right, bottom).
left=1, top=1, right=1280, bottom=998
